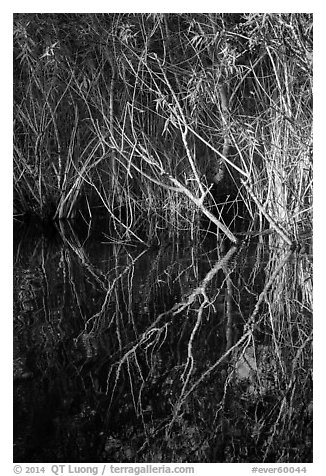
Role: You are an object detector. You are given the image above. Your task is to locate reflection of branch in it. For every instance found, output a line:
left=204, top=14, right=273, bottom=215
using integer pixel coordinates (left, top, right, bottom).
left=76, top=247, right=148, bottom=338
left=57, top=220, right=108, bottom=289
left=180, top=300, right=207, bottom=397
left=169, top=247, right=294, bottom=429
left=171, top=246, right=237, bottom=315
left=244, top=249, right=293, bottom=331
left=107, top=246, right=238, bottom=414
left=172, top=246, right=238, bottom=405
left=168, top=329, right=252, bottom=434
left=224, top=265, right=234, bottom=351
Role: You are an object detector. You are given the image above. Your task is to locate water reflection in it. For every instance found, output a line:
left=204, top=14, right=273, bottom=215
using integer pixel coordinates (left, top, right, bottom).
left=13, top=219, right=312, bottom=463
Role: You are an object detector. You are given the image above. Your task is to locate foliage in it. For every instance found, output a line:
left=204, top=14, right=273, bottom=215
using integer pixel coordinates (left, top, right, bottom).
left=13, top=13, right=312, bottom=244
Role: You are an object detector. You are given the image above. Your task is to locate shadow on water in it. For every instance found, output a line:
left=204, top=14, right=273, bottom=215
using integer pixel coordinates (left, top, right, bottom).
left=13, top=217, right=312, bottom=463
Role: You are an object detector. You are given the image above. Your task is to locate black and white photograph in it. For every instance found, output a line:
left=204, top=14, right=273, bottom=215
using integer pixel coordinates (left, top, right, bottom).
left=13, top=10, right=313, bottom=468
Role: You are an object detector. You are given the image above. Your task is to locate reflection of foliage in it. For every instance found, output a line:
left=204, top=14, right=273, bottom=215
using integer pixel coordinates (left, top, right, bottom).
left=14, top=222, right=312, bottom=462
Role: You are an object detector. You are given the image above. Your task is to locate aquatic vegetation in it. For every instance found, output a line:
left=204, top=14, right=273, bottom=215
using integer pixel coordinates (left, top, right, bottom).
left=13, top=13, right=312, bottom=463
left=13, top=14, right=312, bottom=245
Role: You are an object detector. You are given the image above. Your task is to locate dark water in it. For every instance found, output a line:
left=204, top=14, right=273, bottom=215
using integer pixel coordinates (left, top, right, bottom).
left=13, top=218, right=312, bottom=463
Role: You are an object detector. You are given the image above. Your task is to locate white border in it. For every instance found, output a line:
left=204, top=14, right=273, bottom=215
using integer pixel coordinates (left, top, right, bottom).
left=3, top=4, right=323, bottom=474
